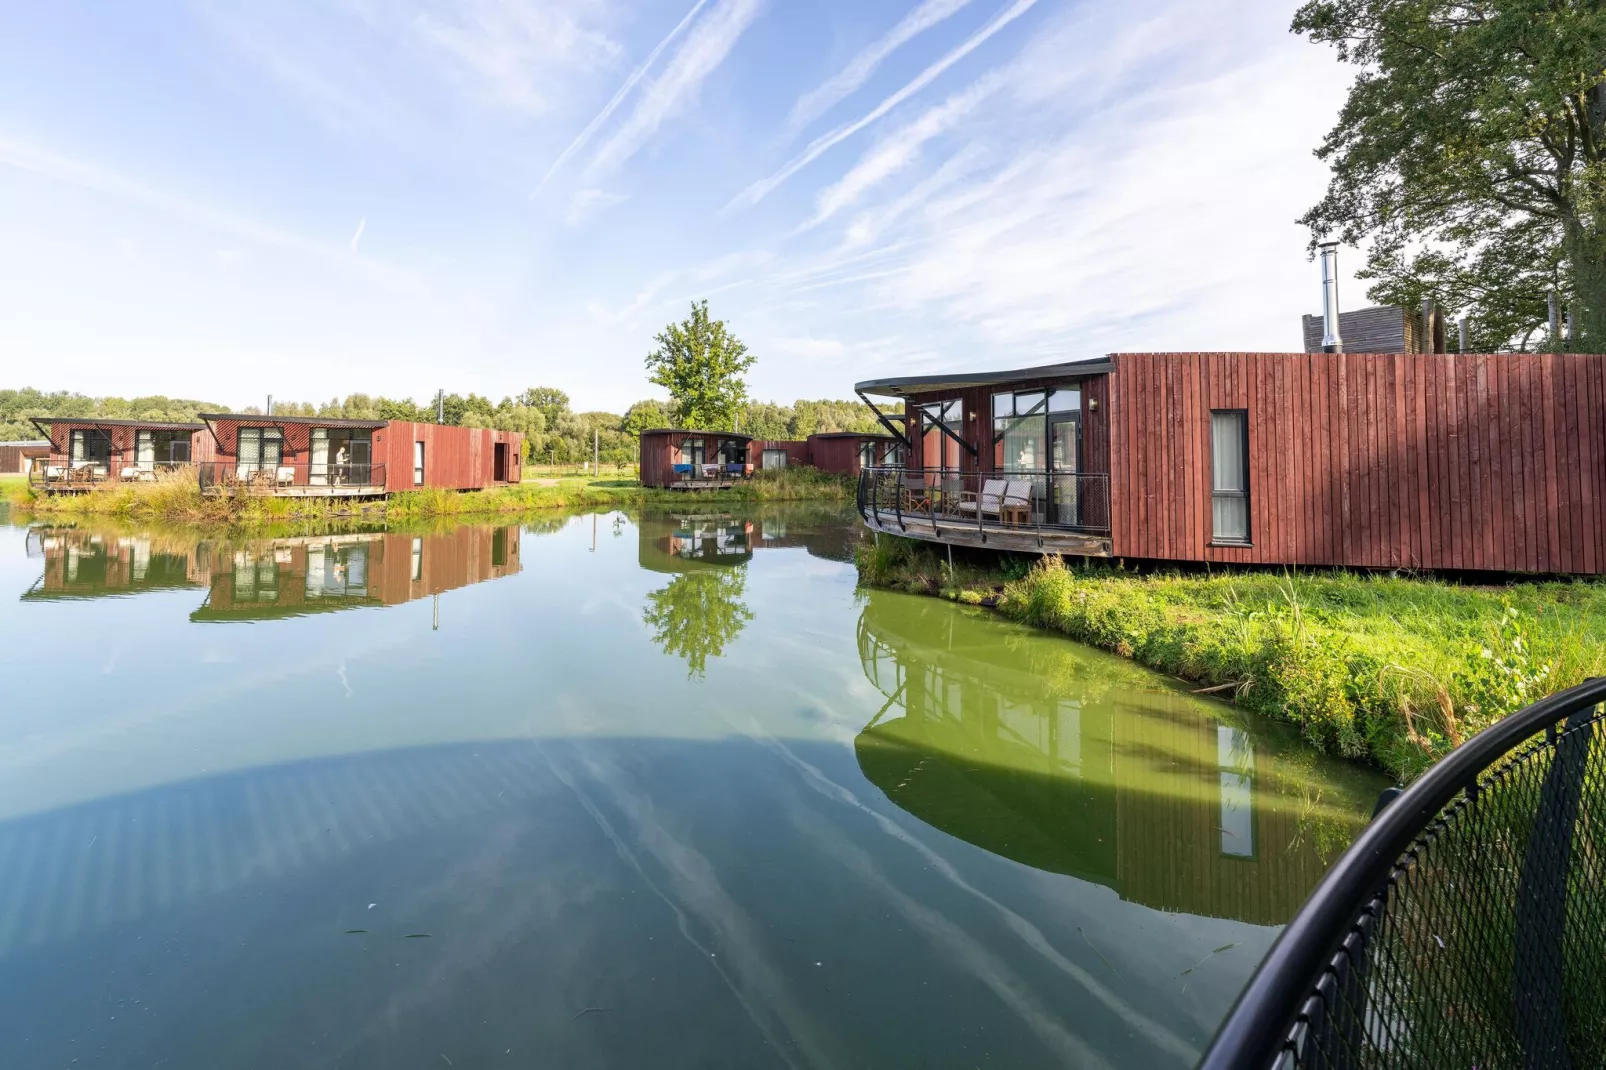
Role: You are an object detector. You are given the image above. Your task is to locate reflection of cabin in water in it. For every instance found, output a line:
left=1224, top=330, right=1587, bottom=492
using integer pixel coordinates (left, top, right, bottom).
left=638, top=514, right=754, bottom=573
left=637, top=509, right=863, bottom=571
left=193, top=527, right=521, bottom=621
left=22, top=530, right=210, bottom=600
left=855, top=596, right=1358, bottom=925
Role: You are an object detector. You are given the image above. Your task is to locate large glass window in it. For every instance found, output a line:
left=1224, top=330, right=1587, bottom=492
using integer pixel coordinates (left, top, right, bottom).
left=678, top=437, right=705, bottom=467
left=1211, top=410, right=1250, bottom=544
left=69, top=429, right=112, bottom=466
left=136, top=430, right=190, bottom=466
left=992, top=388, right=1079, bottom=471
left=917, top=400, right=963, bottom=471
left=237, top=428, right=283, bottom=471
left=716, top=439, right=746, bottom=466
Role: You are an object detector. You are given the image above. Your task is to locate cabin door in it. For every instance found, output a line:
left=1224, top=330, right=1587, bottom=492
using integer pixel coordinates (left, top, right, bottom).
left=1048, top=413, right=1082, bottom=526
left=494, top=442, right=509, bottom=483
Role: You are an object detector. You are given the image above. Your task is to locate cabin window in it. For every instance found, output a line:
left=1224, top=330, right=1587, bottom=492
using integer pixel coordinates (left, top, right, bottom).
left=761, top=448, right=788, bottom=470
left=716, top=440, right=746, bottom=466
left=917, top=400, right=963, bottom=471
left=881, top=442, right=906, bottom=468
left=69, top=429, right=112, bottom=467
left=237, top=428, right=283, bottom=471
left=1210, top=410, right=1250, bottom=544
left=413, top=441, right=426, bottom=485
left=992, top=388, right=1079, bottom=470
left=859, top=441, right=877, bottom=469
left=679, top=438, right=705, bottom=467
left=136, top=430, right=191, bottom=465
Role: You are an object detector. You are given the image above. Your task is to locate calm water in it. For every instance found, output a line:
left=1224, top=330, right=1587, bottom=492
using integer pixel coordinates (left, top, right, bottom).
left=0, top=504, right=1387, bottom=1069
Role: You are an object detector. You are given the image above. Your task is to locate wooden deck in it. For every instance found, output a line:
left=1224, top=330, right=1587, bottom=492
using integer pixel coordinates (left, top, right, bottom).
left=666, top=478, right=749, bottom=491
left=862, top=508, right=1112, bottom=556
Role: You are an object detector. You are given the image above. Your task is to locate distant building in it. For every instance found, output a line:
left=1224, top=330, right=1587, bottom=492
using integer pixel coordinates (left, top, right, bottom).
left=1300, top=304, right=1445, bottom=354
left=0, top=440, right=50, bottom=476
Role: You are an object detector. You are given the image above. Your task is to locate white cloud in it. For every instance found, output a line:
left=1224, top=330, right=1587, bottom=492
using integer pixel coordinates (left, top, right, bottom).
left=408, top=0, right=620, bottom=115
left=584, top=0, right=765, bottom=180
left=804, top=73, right=1000, bottom=229
left=349, top=216, right=367, bottom=252
left=566, top=188, right=628, bottom=225
left=0, top=136, right=418, bottom=288
left=728, top=0, right=1038, bottom=210
left=535, top=0, right=713, bottom=193
left=787, top=0, right=977, bottom=133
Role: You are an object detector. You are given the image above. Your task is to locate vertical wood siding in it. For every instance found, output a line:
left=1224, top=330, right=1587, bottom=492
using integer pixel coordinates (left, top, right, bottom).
left=1107, top=352, right=1606, bottom=574
left=205, top=418, right=520, bottom=491
left=639, top=431, right=755, bottom=487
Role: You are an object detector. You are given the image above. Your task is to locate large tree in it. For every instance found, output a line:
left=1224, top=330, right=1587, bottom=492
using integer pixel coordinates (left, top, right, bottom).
left=645, top=300, right=755, bottom=429
left=1294, top=0, right=1606, bottom=351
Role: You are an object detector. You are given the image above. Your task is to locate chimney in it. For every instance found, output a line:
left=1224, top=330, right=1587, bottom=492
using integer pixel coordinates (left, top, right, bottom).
left=1458, top=316, right=1469, bottom=353
left=437, top=388, right=445, bottom=424
left=1319, top=242, right=1343, bottom=353
left=267, top=394, right=273, bottom=416
left=1549, top=290, right=1561, bottom=348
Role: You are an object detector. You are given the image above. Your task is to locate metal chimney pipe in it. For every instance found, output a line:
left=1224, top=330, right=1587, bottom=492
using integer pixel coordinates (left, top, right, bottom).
left=267, top=394, right=273, bottom=416
left=1458, top=316, right=1469, bottom=353
left=1319, top=242, right=1343, bottom=353
left=1549, top=291, right=1561, bottom=348
left=437, top=388, right=445, bottom=424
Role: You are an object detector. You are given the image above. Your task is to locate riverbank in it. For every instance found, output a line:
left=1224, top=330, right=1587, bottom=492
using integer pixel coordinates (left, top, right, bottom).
left=857, top=536, right=1606, bottom=781
left=4, top=467, right=852, bottom=525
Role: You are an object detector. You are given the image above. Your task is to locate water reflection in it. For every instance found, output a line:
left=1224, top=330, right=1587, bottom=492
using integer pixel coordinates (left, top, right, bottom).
left=854, top=588, right=1379, bottom=925
left=20, top=525, right=521, bottom=622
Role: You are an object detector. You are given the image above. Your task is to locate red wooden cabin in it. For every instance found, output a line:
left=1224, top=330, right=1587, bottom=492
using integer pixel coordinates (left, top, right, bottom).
left=638, top=429, right=756, bottom=488
left=197, top=414, right=521, bottom=497
left=28, top=418, right=213, bottom=491
left=856, top=352, right=1606, bottom=575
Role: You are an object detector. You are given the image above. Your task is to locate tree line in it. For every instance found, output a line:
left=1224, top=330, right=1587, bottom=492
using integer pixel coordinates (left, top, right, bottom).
left=1, top=385, right=893, bottom=468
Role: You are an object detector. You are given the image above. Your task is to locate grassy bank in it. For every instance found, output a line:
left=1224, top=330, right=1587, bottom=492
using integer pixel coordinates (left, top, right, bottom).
left=8, top=466, right=854, bottom=525
left=858, top=536, right=1605, bottom=781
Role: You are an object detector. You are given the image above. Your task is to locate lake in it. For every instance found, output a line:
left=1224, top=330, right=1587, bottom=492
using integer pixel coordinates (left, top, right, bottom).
left=0, top=502, right=1388, bottom=1069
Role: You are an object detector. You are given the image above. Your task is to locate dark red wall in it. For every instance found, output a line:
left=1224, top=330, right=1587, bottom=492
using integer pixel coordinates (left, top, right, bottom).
left=639, top=431, right=755, bottom=487
left=1108, top=352, right=1606, bottom=574
left=38, top=422, right=210, bottom=473
left=205, top=418, right=519, bottom=492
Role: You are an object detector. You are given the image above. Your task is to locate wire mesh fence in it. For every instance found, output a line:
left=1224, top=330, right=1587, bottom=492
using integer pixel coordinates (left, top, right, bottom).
left=1201, top=677, right=1606, bottom=1069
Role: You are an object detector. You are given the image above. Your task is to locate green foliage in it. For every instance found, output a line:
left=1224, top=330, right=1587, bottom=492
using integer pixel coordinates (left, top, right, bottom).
left=1455, top=602, right=1555, bottom=722
left=1294, top=0, right=1606, bottom=350
left=0, top=388, right=224, bottom=441
left=856, top=541, right=1606, bottom=781
left=645, top=300, right=755, bottom=430
left=642, top=569, right=754, bottom=677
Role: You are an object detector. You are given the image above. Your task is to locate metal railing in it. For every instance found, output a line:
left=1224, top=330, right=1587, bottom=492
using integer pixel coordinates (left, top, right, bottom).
left=856, top=466, right=1111, bottom=537
left=29, top=459, right=194, bottom=488
left=669, top=462, right=754, bottom=483
left=198, top=462, right=387, bottom=494
left=1201, top=676, right=1606, bottom=1070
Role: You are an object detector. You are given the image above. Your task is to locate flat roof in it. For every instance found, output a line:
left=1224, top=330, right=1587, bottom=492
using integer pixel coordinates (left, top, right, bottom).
left=808, top=431, right=895, bottom=439
left=198, top=413, right=389, bottom=429
left=0, top=440, right=50, bottom=448
left=855, top=357, right=1113, bottom=397
left=30, top=417, right=205, bottom=430
left=637, top=428, right=754, bottom=441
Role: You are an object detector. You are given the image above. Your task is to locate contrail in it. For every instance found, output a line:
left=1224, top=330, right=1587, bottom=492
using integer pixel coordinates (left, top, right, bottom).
left=532, top=0, right=712, bottom=195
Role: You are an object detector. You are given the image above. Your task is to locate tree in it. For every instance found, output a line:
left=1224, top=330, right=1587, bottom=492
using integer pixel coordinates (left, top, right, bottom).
left=645, top=300, right=755, bottom=429
left=518, top=387, right=571, bottom=430
left=1294, top=0, right=1606, bottom=350
left=622, top=399, right=669, bottom=437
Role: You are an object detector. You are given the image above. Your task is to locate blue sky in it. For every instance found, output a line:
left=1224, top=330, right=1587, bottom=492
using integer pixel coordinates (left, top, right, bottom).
left=0, top=0, right=1358, bottom=412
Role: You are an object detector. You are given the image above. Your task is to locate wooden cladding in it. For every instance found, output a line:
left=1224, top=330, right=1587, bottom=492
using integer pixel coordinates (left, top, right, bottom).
left=1108, top=352, right=1606, bottom=574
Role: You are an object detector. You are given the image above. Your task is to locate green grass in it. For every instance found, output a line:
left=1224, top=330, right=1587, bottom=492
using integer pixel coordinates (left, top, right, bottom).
left=11, top=466, right=853, bottom=525
left=858, top=536, right=1606, bottom=781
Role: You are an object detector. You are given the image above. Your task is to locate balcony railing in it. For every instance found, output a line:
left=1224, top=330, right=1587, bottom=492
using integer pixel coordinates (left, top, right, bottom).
left=669, top=462, right=754, bottom=483
left=1200, top=676, right=1606, bottom=1070
left=198, top=462, right=387, bottom=494
left=29, top=458, right=193, bottom=488
left=856, top=466, right=1111, bottom=537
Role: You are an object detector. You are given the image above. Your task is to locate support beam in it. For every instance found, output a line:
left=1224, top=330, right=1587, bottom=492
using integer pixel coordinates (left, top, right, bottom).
left=856, top=390, right=913, bottom=449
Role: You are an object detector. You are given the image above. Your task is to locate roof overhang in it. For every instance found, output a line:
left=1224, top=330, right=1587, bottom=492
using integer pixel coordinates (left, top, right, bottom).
left=854, top=358, right=1113, bottom=398
left=197, top=413, right=388, bottom=429
left=638, top=428, right=754, bottom=441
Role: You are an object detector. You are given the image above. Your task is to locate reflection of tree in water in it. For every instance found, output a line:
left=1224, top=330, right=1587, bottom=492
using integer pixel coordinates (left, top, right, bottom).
left=642, top=568, right=754, bottom=677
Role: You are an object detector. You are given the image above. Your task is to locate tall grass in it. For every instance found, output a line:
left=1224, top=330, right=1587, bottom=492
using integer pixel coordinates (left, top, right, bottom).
left=857, top=536, right=1606, bottom=781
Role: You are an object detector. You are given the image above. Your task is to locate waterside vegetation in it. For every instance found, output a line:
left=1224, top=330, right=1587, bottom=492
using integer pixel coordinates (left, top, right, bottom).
left=858, top=535, right=1606, bottom=781
left=6, top=465, right=854, bottom=525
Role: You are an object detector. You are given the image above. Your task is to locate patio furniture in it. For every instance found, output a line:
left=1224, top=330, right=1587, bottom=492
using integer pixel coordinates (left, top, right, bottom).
left=900, top=472, right=932, bottom=512
left=954, top=479, right=1007, bottom=519
left=276, top=466, right=296, bottom=487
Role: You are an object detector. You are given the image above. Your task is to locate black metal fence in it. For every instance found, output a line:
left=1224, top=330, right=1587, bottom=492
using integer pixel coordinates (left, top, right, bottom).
left=198, top=462, right=386, bottom=494
left=856, top=466, right=1111, bottom=537
left=1200, top=676, right=1606, bottom=1070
